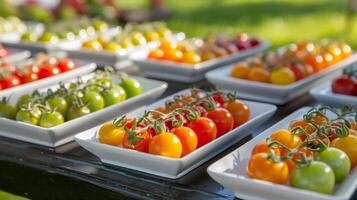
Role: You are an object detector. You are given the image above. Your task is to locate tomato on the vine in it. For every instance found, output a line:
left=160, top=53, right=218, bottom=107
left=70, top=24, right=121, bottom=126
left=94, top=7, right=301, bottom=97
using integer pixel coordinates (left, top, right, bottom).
left=123, top=131, right=152, bottom=153
left=270, top=129, right=301, bottom=149
left=57, top=58, right=75, bottom=72
left=223, top=99, right=250, bottom=128
left=0, top=98, right=17, bottom=119
left=331, top=135, right=357, bottom=168
left=332, top=76, right=357, bottom=96
left=98, top=122, right=125, bottom=146
left=39, top=110, right=64, bottom=128
left=251, top=142, right=280, bottom=156
left=188, top=117, right=217, bottom=148
left=149, top=132, right=182, bottom=158
left=205, top=107, right=233, bottom=137
left=0, top=74, right=21, bottom=89
left=38, top=65, right=61, bottom=79
left=171, top=126, right=197, bottom=157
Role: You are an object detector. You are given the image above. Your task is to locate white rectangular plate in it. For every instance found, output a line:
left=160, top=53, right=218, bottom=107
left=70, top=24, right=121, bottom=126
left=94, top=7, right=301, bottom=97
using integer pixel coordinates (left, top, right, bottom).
left=206, top=54, right=357, bottom=105
left=74, top=89, right=277, bottom=179
left=310, top=81, right=357, bottom=108
left=65, top=32, right=186, bottom=66
left=207, top=107, right=357, bottom=200
left=132, top=41, right=270, bottom=83
left=0, top=59, right=97, bottom=97
left=0, top=74, right=167, bottom=147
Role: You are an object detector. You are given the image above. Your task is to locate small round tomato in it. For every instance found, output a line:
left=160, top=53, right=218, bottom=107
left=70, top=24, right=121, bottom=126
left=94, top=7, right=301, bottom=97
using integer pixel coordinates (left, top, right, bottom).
left=82, top=91, right=105, bottom=112
left=66, top=104, right=91, bottom=120
left=211, top=94, right=225, bottom=107
left=270, top=129, right=301, bottom=149
left=332, top=76, right=357, bottom=96
left=101, top=88, right=125, bottom=107
left=317, top=147, right=351, bottom=183
left=288, top=119, right=316, bottom=141
left=223, top=99, right=250, bottom=128
left=188, top=117, right=217, bottom=148
left=123, top=131, right=152, bottom=153
left=163, top=48, right=183, bottom=61
left=270, top=68, right=296, bottom=85
left=290, top=63, right=305, bottom=81
left=46, top=96, right=68, bottom=116
left=171, top=126, right=198, bottom=157
left=120, top=78, right=141, bottom=98
left=331, top=135, right=357, bottom=168
left=251, top=142, right=280, bottom=156
left=0, top=75, right=21, bottom=89
left=248, top=67, right=270, bottom=83
left=247, top=153, right=289, bottom=184
left=0, top=98, right=17, bottom=119
left=39, top=111, right=64, bottom=128
left=340, top=43, right=352, bottom=58
left=38, top=65, right=61, bottom=79
left=15, top=67, right=39, bottom=83
left=181, top=51, right=201, bottom=64
left=148, top=49, right=164, bottom=59
left=16, top=107, right=42, bottom=125
left=290, top=161, right=335, bottom=194
left=149, top=132, right=182, bottom=158
left=98, top=122, right=125, bottom=146
left=57, top=58, right=75, bottom=72
left=205, top=108, right=233, bottom=137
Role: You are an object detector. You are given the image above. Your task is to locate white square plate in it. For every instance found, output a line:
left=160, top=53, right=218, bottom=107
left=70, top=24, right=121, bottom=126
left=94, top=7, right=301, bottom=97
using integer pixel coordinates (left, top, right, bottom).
left=207, top=107, right=357, bottom=200
left=132, top=41, right=270, bottom=83
left=206, top=54, right=357, bottom=105
left=74, top=89, right=277, bottom=179
left=0, top=59, right=97, bottom=97
left=310, top=81, right=357, bottom=108
left=0, top=74, right=167, bottom=147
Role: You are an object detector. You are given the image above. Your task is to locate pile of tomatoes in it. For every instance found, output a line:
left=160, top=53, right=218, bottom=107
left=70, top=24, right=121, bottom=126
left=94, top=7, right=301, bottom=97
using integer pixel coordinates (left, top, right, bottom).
left=98, top=89, right=250, bottom=158
left=332, top=67, right=357, bottom=96
left=0, top=53, right=77, bottom=91
left=247, top=106, right=357, bottom=194
left=231, top=40, right=352, bottom=85
left=0, top=69, right=142, bottom=128
left=148, top=33, right=262, bottom=65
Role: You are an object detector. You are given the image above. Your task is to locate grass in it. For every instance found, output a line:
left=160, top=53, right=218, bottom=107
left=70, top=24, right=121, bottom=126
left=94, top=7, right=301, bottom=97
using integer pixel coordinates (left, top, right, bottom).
left=118, top=0, right=357, bottom=49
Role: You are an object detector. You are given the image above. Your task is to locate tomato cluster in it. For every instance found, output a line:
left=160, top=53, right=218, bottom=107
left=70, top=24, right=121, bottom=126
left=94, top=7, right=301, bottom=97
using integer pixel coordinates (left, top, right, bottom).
left=148, top=32, right=262, bottom=65
left=98, top=89, right=250, bottom=158
left=247, top=106, right=357, bottom=194
left=0, top=69, right=142, bottom=128
left=231, top=41, right=352, bottom=85
left=332, top=67, right=357, bottom=96
left=0, top=53, right=76, bottom=91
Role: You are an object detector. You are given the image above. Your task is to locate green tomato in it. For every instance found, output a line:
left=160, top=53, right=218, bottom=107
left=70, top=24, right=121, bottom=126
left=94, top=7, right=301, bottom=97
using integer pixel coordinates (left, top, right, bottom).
left=15, top=107, right=42, bottom=125
left=96, top=77, right=112, bottom=89
left=46, top=96, right=68, bottom=116
left=112, top=85, right=127, bottom=101
left=120, top=78, right=142, bottom=98
left=16, top=94, right=32, bottom=109
left=39, top=111, right=64, bottom=128
left=66, top=105, right=91, bottom=121
left=290, top=161, right=335, bottom=194
left=317, top=147, right=351, bottom=183
left=0, top=101, right=17, bottom=119
left=82, top=91, right=105, bottom=112
left=101, top=88, right=125, bottom=107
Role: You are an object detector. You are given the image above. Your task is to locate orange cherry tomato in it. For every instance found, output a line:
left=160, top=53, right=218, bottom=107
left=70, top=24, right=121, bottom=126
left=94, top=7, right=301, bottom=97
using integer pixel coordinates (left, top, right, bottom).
left=148, top=132, right=182, bottom=158
left=205, top=107, right=234, bottom=137
left=270, top=129, right=301, bottom=149
left=123, top=131, right=152, bottom=153
left=171, top=126, right=198, bottom=157
left=270, top=67, right=296, bottom=85
left=181, top=51, right=201, bottom=64
left=323, top=53, right=334, bottom=67
left=339, top=43, right=352, bottom=58
left=98, top=122, right=125, bottom=146
left=351, top=121, right=357, bottom=130
left=223, top=99, right=250, bottom=128
left=248, top=67, right=270, bottom=83
left=247, top=153, right=289, bottom=184
left=331, top=135, right=357, bottom=167
left=288, top=119, right=316, bottom=141
left=163, top=48, right=183, bottom=61
left=231, top=62, right=250, bottom=79
left=305, top=54, right=325, bottom=72
left=159, top=40, right=176, bottom=51
left=188, top=117, right=217, bottom=148
left=148, top=49, right=164, bottom=59
left=251, top=142, right=280, bottom=156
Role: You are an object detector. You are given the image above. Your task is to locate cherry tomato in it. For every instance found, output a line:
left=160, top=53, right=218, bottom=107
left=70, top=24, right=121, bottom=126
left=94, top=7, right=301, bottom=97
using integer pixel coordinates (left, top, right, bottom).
left=251, top=142, right=280, bottom=156
left=0, top=75, right=21, bottom=89
left=15, top=67, right=39, bottom=83
left=288, top=119, right=316, bottom=141
left=331, top=135, right=357, bottom=168
left=270, top=129, right=301, bottom=149
left=180, top=51, right=201, bottom=64
left=38, top=65, right=61, bottom=79
left=188, top=117, right=217, bottom=148
left=205, top=108, right=233, bottom=137
left=120, top=78, right=141, bottom=98
left=231, top=62, right=250, bottom=79
left=66, top=104, right=91, bottom=120
left=290, top=64, right=305, bottom=81
left=171, top=126, right=198, bottom=157
left=248, top=67, right=270, bottom=83
left=98, top=122, right=125, bottom=146
left=0, top=98, right=17, bottom=119
left=223, top=99, right=250, bottom=128
left=290, top=161, right=335, bottom=194
left=317, top=147, right=351, bottom=183
left=123, top=130, right=152, bottom=153
left=149, top=132, right=182, bottom=158
left=82, top=91, right=105, bottom=112
left=57, top=58, right=75, bottom=72
left=46, top=96, right=68, bottom=116
left=340, top=43, right=352, bottom=58
left=332, top=76, right=357, bottom=96
left=39, top=111, right=64, bottom=128
left=148, top=49, right=164, bottom=59
left=247, top=153, right=289, bottom=184
left=212, top=94, right=225, bottom=107
left=101, top=88, right=126, bottom=107
left=270, top=68, right=296, bottom=85
left=16, top=106, right=42, bottom=125
left=163, top=48, right=183, bottom=61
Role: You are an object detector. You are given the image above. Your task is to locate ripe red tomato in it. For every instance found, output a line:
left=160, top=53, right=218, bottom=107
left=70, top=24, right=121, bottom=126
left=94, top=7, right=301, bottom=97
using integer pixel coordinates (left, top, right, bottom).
left=0, top=75, right=21, bottom=89
left=205, top=108, right=233, bottom=137
left=188, top=117, right=217, bottom=148
left=212, top=94, right=225, bottom=106
left=38, top=65, right=61, bottom=79
left=290, top=64, right=305, bottom=80
left=57, top=58, right=75, bottom=72
left=15, top=67, right=39, bottom=83
left=122, top=131, right=152, bottom=153
left=332, top=76, right=357, bottom=96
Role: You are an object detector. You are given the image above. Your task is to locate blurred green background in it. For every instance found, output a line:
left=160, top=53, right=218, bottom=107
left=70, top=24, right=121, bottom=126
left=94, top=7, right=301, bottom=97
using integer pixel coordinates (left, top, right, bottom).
left=118, top=0, right=357, bottom=49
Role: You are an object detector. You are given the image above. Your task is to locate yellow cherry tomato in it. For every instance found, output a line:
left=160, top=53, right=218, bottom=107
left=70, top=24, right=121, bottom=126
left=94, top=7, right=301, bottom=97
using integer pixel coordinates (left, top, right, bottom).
left=270, top=68, right=296, bottom=85
left=98, top=122, right=125, bottom=146
left=231, top=62, right=250, bottom=79
left=331, top=135, right=357, bottom=168
left=149, top=132, right=182, bottom=158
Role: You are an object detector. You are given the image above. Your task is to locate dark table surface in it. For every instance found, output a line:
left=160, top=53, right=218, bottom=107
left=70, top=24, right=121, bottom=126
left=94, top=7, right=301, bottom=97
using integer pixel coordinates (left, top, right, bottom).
left=0, top=72, right=356, bottom=200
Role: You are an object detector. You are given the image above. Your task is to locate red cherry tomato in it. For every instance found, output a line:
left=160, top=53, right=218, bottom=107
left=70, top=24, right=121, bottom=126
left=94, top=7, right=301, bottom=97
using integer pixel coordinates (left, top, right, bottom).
left=332, top=76, right=357, bottom=96
left=205, top=107, right=234, bottom=137
left=188, top=117, right=217, bottom=148
left=38, top=65, right=61, bottom=79
left=122, top=131, right=152, bottom=153
left=212, top=94, right=225, bottom=106
left=223, top=99, right=250, bottom=128
left=15, top=67, right=39, bottom=83
left=0, top=75, right=21, bottom=89
left=57, top=58, right=75, bottom=72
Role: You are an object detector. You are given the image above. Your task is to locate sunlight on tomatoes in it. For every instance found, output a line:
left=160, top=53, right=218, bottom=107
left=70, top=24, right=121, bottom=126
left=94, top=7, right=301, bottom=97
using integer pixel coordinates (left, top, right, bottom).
left=223, top=99, right=250, bottom=128
left=171, top=126, right=198, bottom=157
left=149, top=132, right=182, bottom=158
left=98, top=122, right=125, bottom=146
